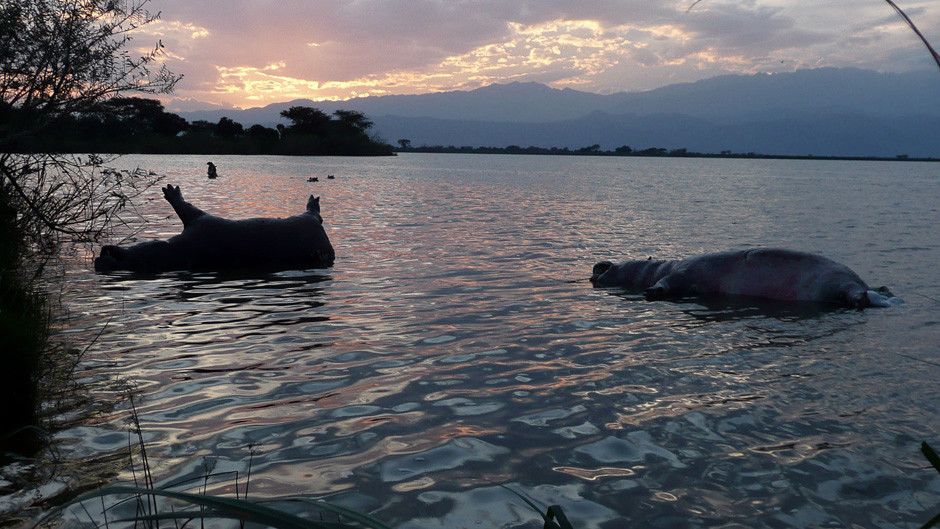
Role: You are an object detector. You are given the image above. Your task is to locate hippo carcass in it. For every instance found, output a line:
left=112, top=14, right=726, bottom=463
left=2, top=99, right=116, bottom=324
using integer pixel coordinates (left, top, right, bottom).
left=94, top=185, right=335, bottom=273
left=591, top=248, right=896, bottom=308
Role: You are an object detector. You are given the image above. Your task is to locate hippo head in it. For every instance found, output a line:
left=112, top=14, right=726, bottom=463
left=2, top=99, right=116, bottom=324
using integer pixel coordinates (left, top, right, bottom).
left=306, top=195, right=322, bottom=223
left=591, top=261, right=614, bottom=284
left=94, top=241, right=179, bottom=273
left=591, top=257, right=664, bottom=289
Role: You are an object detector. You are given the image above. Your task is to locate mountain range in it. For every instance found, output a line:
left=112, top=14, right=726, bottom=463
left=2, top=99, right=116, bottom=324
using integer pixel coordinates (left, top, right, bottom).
left=177, top=68, right=940, bottom=157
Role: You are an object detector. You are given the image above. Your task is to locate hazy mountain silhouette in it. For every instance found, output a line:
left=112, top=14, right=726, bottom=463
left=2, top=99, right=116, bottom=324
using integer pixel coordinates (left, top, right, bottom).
left=178, top=68, right=940, bottom=156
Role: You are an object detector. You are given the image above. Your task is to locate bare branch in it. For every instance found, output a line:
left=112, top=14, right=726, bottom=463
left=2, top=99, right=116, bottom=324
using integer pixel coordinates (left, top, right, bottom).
left=883, top=0, right=940, bottom=70
left=0, top=0, right=176, bottom=253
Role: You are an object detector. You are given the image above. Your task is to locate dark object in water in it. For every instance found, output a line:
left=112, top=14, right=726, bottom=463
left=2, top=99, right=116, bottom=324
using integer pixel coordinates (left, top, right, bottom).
left=591, top=248, right=897, bottom=308
left=206, top=162, right=218, bottom=179
left=327, top=175, right=335, bottom=179
left=307, top=177, right=319, bottom=182
left=94, top=185, right=334, bottom=273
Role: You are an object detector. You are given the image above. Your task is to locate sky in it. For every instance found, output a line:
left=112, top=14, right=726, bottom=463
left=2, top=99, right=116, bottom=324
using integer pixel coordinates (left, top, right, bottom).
left=136, top=0, right=940, bottom=110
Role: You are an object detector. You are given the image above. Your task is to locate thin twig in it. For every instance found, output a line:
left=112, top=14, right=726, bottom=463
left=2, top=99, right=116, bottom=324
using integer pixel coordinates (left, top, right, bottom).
left=244, top=444, right=256, bottom=501
left=686, top=0, right=940, bottom=72
left=883, top=0, right=940, bottom=70
left=100, top=494, right=110, bottom=529
left=77, top=499, right=98, bottom=528
left=129, top=394, right=159, bottom=527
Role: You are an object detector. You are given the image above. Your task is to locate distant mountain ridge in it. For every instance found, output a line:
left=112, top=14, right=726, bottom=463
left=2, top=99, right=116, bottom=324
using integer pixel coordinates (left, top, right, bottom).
left=177, top=68, right=940, bottom=157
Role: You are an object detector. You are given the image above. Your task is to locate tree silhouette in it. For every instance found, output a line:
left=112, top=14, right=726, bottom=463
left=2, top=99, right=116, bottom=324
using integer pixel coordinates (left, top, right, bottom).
left=0, top=0, right=179, bottom=454
left=247, top=124, right=279, bottom=141
left=215, top=117, right=244, bottom=138
left=0, top=0, right=180, bottom=249
left=100, top=97, right=188, bottom=137
left=333, top=109, right=373, bottom=132
left=280, top=106, right=331, bottom=137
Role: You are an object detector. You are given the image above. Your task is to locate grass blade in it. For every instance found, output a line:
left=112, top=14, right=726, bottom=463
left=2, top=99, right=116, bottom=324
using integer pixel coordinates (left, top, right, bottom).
left=685, top=1, right=940, bottom=72
left=286, top=498, right=395, bottom=529
left=499, top=484, right=574, bottom=529
left=883, top=0, right=940, bottom=71
left=116, top=511, right=355, bottom=529
left=545, top=505, right=574, bottom=529
left=919, top=511, right=940, bottom=529
left=499, top=484, right=545, bottom=515
left=922, top=442, right=940, bottom=474
left=919, top=442, right=940, bottom=529
left=72, top=485, right=342, bottom=529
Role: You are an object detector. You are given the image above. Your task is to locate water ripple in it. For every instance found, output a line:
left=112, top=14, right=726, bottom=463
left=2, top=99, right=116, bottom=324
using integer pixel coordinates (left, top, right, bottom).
left=53, top=154, right=940, bottom=528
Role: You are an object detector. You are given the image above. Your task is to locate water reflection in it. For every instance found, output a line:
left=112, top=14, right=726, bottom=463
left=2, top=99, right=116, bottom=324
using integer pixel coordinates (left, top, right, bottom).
left=45, top=154, right=940, bottom=528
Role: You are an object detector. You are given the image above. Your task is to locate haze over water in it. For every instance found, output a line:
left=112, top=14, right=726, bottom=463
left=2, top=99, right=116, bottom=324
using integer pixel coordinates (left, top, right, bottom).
left=61, top=153, right=939, bottom=528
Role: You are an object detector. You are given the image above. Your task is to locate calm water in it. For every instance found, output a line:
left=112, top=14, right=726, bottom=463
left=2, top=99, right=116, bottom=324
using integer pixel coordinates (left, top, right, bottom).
left=55, top=154, right=939, bottom=528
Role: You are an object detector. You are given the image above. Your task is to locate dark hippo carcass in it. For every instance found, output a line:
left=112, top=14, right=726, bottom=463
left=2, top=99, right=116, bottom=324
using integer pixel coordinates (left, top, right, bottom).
left=591, top=248, right=896, bottom=308
left=94, top=185, right=335, bottom=273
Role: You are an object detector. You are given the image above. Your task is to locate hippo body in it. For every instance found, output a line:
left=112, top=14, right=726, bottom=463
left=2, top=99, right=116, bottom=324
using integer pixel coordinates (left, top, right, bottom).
left=94, top=185, right=335, bottom=273
left=591, top=248, right=895, bottom=308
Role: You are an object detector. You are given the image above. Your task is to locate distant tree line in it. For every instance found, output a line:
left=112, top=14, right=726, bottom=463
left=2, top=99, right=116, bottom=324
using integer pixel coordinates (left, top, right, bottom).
left=3, top=97, right=394, bottom=156
left=394, top=141, right=938, bottom=162
left=395, top=143, right=701, bottom=157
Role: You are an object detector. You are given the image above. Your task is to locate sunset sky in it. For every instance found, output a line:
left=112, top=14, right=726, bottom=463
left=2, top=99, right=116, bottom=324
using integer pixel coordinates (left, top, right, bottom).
left=139, top=0, right=940, bottom=110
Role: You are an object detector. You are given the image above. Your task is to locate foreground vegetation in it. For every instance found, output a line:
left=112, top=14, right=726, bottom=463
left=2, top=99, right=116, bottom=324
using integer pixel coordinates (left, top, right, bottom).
left=0, top=0, right=177, bottom=454
left=43, top=435, right=940, bottom=528
left=0, top=188, right=46, bottom=455
left=46, top=413, right=576, bottom=529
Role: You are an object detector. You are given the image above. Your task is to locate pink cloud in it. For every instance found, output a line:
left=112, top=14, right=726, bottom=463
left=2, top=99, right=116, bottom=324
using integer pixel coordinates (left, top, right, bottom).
left=137, top=0, right=940, bottom=108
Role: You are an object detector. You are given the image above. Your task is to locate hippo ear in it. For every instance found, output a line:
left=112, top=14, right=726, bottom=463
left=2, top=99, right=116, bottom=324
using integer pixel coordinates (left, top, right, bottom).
left=306, top=195, right=320, bottom=213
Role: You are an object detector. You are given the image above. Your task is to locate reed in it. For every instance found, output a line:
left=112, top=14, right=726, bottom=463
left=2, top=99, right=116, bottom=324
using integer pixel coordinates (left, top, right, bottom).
left=49, top=406, right=938, bottom=529
left=41, top=400, right=577, bottom=529
left=38, top=401, right=395, bottom=529
left=500, top=484, right=574, bottom=529
left=921, top=442, right=940, bottom=529
left=883, top=0, right=940, bottom=70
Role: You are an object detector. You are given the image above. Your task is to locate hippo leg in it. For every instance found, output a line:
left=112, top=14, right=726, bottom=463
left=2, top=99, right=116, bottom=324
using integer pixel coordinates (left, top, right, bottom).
left=644, top=283, right=669, bottom=300
left=644, top=273, right=686, bottom=301
left=854, top=287, right=898, bottom=308
left=866, top=289, right=899, bottom=307
left=840, top=283, right=883, bottom=309
left=850, top=291, right=869, bottom=309
left=162, top=185, right=207, bottom=227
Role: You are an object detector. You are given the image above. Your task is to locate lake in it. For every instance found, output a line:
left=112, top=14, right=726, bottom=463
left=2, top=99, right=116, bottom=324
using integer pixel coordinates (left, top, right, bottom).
left=54, top=153, right=939, bottom=528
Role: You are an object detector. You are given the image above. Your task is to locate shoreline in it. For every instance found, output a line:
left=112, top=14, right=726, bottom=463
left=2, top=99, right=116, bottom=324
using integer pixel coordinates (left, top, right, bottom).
left=394, top=147, right=940, bottom=163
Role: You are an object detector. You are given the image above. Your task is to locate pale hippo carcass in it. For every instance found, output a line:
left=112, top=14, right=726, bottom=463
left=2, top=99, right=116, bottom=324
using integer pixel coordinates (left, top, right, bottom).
left=94, top=185, right=335, bottom=273
left=591, top=248, right=897, bottom=308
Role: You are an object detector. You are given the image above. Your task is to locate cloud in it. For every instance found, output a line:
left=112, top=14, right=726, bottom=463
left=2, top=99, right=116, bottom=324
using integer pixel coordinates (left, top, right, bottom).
left=213, top=65, right=320, bottom=103
left=138, top=19, right=211, bottom=40
left=138, top=0, right=940, bottom=107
